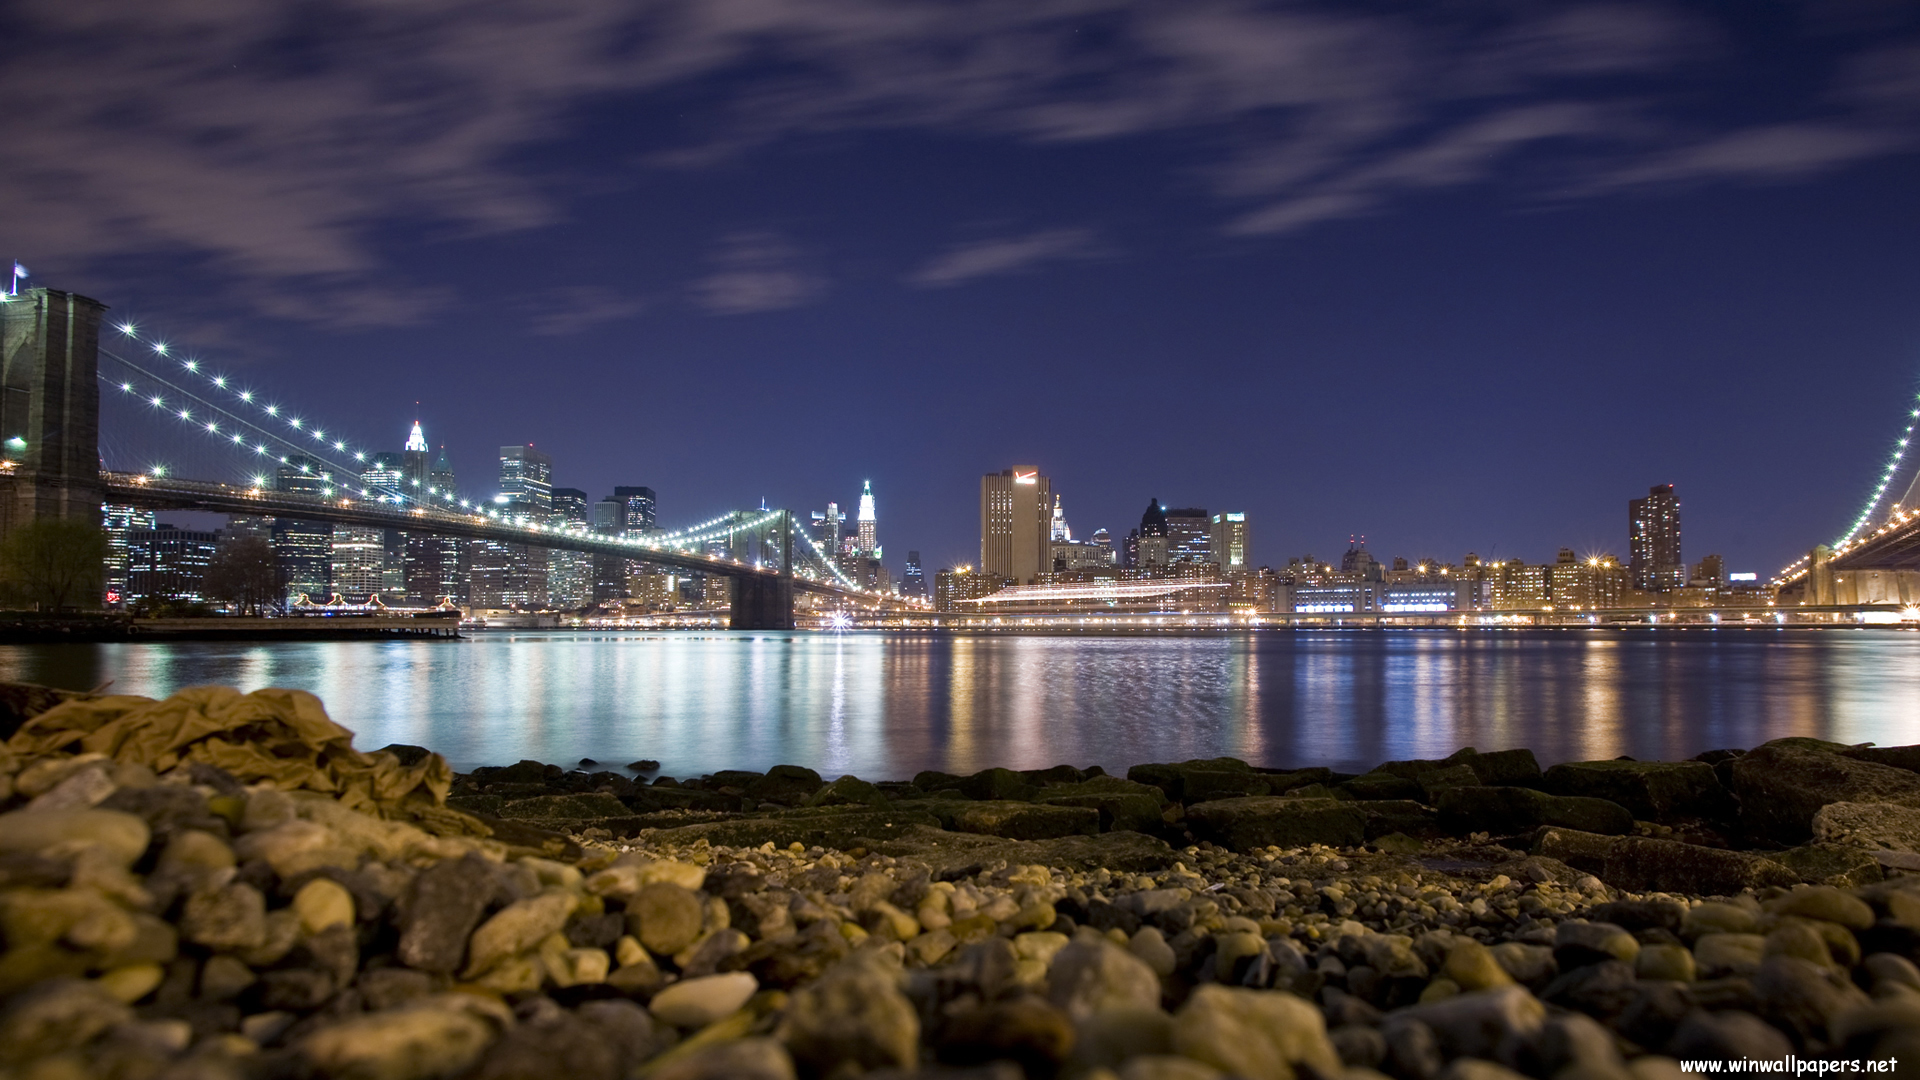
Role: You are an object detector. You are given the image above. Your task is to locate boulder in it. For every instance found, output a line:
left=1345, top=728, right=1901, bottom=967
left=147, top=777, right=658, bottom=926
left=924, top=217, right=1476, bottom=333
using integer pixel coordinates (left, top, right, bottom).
left=1127, top=759, right=1273, bottom=803
left=497, top=793, right=630, bottom=822
left=1541, top=760, right=1734, bottom=822
left=1730, top=744, right=1920, bottom=844
left=947, top=801, right=1101, bottom=841
left=1531, top=830, right=1798, bottom=894
left=1811, top=801, right=1920, bottom=853
left=1772, top=843, right=1884, bottom=888
left=805, top=776, right=889, bottom=808
left=643, top=807, right=942, bottom=850
left=1846, top=744, right=1920, bottom=775
left=1437, top=787, right=1633, bottom=837
left=1035, top=790, right=1166, bottom=834
left=1359, top=800, right=1445, bottom=840
left=931, top=767, right=1039, bottom=803
left=1183, top=797, right=1367, bottom=851
left=1341, top=774, right=1426, bottom=801
left=743, top=765, right=824, bottom=807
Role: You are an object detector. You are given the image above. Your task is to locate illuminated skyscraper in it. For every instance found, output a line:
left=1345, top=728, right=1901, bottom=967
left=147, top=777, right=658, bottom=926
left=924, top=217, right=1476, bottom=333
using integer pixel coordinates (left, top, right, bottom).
left=102, top=503, right=156, bottom=606
left=1210, top=512, right=1249, bottom=572
left=856, top=481, right=877, bottom=556
left=547, top=487, right=593, bottom=608
left=272, top=455, right=332, bottom=604
left=1050, top=495, right=1071, bottom=542
left=981, top=467, right=1052, bottom=584
left=1629, top=484, right=1683, bottom=592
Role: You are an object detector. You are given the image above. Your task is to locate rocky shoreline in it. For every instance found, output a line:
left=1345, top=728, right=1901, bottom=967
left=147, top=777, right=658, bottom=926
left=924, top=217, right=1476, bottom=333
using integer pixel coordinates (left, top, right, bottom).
left=0, top=684, right=1916, bottom=1080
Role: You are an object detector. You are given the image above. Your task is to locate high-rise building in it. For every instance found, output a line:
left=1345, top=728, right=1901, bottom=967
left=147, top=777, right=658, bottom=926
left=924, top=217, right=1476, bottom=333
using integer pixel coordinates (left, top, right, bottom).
left=981, top=467, right=1052, bottom=584
left=1050, top=496, right=1071, bottom=543
left=1165, top=508, right=1211, bottom=564
left=272, top=456, right=332, bottom=604
left=903, top=550, right=926, bottom=598
left=102, top=504, right=156, bottom=606
left=1134, top=499, right=1170, bottom=570
left=402, top=421, right=430, bottom=495
left=128, top=524, right=219, bottom=602
left=362, top=453, right=405, bottom=502
left=331, top=526, right=387, bottom=601
left=500, top=446, right=554, bottom=516
left=856, top=481, right=878, bottom=556
left=407, top=443, right=465, bottom=604
left=429, top=446, right=457, bottom=500
left=1629, top=484, right=1683, bottom=592
left=613, top=486, right=655, bottom=532
left=476, top=445, right=553, bottom=607
left=809, top=503, right=845, bottom=559
left=548, top=487, right=593, bottom=608
left=1210, top=513, right=1250, bottom=572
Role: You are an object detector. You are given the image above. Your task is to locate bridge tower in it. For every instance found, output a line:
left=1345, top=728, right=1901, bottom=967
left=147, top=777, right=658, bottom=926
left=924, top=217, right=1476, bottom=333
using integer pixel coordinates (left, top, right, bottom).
left=0, top=288, right=106, bottom=540
left=729, top=509, right=794, bottom=630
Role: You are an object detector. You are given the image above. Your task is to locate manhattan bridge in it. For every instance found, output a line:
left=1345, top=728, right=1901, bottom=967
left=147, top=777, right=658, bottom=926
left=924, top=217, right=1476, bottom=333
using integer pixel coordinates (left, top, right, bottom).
left=0, top=287, right=904, bottom=630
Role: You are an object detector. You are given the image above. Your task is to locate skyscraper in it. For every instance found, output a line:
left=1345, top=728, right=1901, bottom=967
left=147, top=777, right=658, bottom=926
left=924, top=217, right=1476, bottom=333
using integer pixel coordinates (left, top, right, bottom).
left=810, top=503, right=844, bottom=557
left=548, top=487, right=593, bottom=608
left=1134, top=499, right=1170, bottom=570
left=903, top=550, right=926, bottom=599
left=272, top=455, right=332, bottom=604
left=1165, top=507, right=1211, bottom=564
left=1050, top=495, right=1071, bottom=543
left=856, top=481, right=878, bottom=556
left=102, top=504, right=156, bottom=606
left=981, top=467, right=1052, bottom=584
left=127, top=524, right=219, bottom=603
left=613, top=486, right=656, bottom=532
left=401, top=421, right=430, bottom=495
left=1629, top=484, right=1683, bottom=592
left=473, top=445, right=554, bottom=607
left=1210, top=513, right=1250, bottom=572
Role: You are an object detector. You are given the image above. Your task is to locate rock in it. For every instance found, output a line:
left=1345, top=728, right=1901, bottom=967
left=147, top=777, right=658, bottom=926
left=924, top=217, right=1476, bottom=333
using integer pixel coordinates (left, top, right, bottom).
left=1765, top=885, right=1875, bottom=929
left=1332, top=1022, right=1388, bottom=1068
left=0, top=808, right=150, bottom=865
left=1130, top=926, right=1178, bottom=977
left=938, top=996, right=1074, bottom=1069
left=1438, top=787, right=1632, bottom=837
left=1037, top=781, right=1168, bottom=834
left=1183, top=797, right=1366, bottom=851
left=627, top=881, right=705, bottom=956
left=1541, top=960, right=1640, bottom=1021
left=1542, top=760, right=1734, bottom=822
left=1754, top=954, right=1870, bottom=1046
left=300, top=997, right=499, bottom=1080
left=1682, top=901, right=1759, bottom=938
left=398, top=853, right=495, bottom=974
left=1590, top=899, right=1686, bottom=933
left=294, top=877, right=357, bottom=935
left=1811, top=801, right=1920, bottom=853
left=0, top=978, right=134, bottom=1066
left=806, top=776, right=889, bottom=808
left=469, top=1010, right=622, bottom=1080
left=1636, top=944, right=1697, bottom=982
left=1171, top=983, right=1341, bottom=1080
left=1342, top=774, right=1427, bottom=801
left=1047, top=935, right=1163, bottom=1018
left=744, top=765, right=825, bottom=807
left=1670, top=1009, right=1791, bottom=1062
left=1120, top=1056, right=1227, bottom=1080
left=1489, top=942, right=1558, bottom=988
left=1416, top=764, right=1485, bottom=802
left=1602, top=836, right=1797, bottom=894
left=646, top=807, right=943, bottom=850
left=464, top=890, right=579, bottom=977
left=180, top=882, right=269, bottom=952
left=1127, top=759, right=1277, bottom=803
left=498, top=793, right=629, bottom=822
left=1361, top=801, right=1445, bottom=840
left=949, top=801, right=1101, bottom=840
left=1772, top=843, right=1884, bottom=888
left=649, top=1037, right=796, bottom=1080
left=26, top=761, right=118, bottom=811
left=932, top=766, right=1041, bottom=802
left=1555, top=922, right=1640, bottom=969
left=649, top=971, right=758, bottom=1028
left=1730, top=744, right=1920, bottom=844
left=1396, top=985, right=1547, bottom=1060
left=1383, top=1018, right=1444, bottom=1080
left=1693, top=934, right=1767, bottom=979
left=1443, top=939, right=1514, bottom=992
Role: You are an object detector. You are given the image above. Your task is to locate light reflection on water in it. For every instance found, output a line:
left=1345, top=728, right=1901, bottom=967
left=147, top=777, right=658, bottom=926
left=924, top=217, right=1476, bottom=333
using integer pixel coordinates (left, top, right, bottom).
left=0, top=630, right=1916, bottom=779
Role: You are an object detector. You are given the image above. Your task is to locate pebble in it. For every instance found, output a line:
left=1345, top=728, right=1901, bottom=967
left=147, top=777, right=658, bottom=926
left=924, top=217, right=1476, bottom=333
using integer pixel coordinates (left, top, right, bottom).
left=293, top=877, right=356, bottom=934
left=1170, top=983, right=1341, bottom=1080
left=1635, top=943, right=1696, bottom=982
left=627, top=882, right=705, bottom=956
left=648, top=971, right=758, bottom=1028
left=1048, top=936, right=1164, bottom=1018
left=1129, top=926, right=1177, bottom=977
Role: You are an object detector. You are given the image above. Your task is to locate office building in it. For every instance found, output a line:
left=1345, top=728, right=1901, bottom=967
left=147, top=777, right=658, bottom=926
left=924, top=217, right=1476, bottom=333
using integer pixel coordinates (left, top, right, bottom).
left=1548, top=550, right=1629, bottom=610
left=613, top=486, right=656, bottom=532
left=127, top=524, right=219, bottom=602
left=1050, top=496, right=1071, bottom=543
left=903, top=551, right=926, bottom=598
left=935, top=566, right=1010, bottom=611
left=809, top=503, right=844, bottom=557
left=980, top=467, right=1052, bottom=584
left=1165, top=507, right=1211, bottom=564
left=1210, top=512, right=1249, bottom=572
left=474, top=445, right=553, bottom=607
left=331, top=526, right=387, bottom=601
left=1134, top=499, right=1170, bottom=570
left=102, top=503, right=156, bottom=606
left=1630, top=483, right=1683, bottom=592
left=363, top=452, right=404, bottom=502
left=402, top=421, right=430, bottom=493
left=272, top=456, right=332, bottom=604
left=548, top=487, right=593, bottom=608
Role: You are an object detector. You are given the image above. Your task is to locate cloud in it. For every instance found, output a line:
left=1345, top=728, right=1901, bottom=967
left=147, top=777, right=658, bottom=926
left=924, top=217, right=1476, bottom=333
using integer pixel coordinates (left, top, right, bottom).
left=691, top=231, right=826, bottom=314
left=1, top=0, right=1917, bottom=319
left=910, top=228, right=1102, bottom=287
left=528, top=287, right=648, bottom=335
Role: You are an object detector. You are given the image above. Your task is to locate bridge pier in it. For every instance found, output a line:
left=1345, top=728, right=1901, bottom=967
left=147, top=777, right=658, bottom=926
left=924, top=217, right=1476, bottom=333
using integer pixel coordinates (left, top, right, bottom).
left=0, top=288, right=107, bottom=540
left=729, top=574, right=793, bottom=630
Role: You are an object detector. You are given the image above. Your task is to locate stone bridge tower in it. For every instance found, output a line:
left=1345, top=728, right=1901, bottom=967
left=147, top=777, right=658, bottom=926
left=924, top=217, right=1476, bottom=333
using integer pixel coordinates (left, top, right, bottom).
left=0, top=287, right=107, bottom=540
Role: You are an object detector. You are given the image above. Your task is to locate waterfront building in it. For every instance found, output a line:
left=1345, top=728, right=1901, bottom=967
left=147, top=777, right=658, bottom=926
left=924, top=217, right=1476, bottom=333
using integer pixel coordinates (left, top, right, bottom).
left=1690, top=553, right=1725, bottom=588
left=1486, top=560, right=1551, bottom=610
left=902, top=551, right=926, bottom=599
left=1340, top=539, right=1383, bottom=581
left=102, top=503, right=156, bottom=606
left=856, top=481, right=878, bottom=556
left=1166, top=507, right=1211, bottom=564
left=128, top=523, right=219, bottom=603
left=1630, top=484, right=1683, bottom=592
left=1547, top=550, right=1629, bottom=610
left=1210, top=512, right=1249, bottom=572
left=980, top=467, right=1052, bottom=584
left=934, top=566, right=1012, bottom=611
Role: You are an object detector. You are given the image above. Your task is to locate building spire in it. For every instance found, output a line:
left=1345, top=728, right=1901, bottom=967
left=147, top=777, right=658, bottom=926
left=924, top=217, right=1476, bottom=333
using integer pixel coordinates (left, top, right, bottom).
left=404, top=420, right=428, bottom=453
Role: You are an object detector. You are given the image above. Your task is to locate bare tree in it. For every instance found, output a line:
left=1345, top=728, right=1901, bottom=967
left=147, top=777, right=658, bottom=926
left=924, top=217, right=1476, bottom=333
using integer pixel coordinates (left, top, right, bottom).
left=0, top=518, right=109, bottom=611
left=203, top=537, right=280, bottom=615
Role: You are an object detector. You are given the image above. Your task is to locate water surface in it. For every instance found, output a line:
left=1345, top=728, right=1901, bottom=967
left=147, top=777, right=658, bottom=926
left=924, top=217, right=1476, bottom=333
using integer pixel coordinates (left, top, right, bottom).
left=1, top=629, right=1916, bottom=779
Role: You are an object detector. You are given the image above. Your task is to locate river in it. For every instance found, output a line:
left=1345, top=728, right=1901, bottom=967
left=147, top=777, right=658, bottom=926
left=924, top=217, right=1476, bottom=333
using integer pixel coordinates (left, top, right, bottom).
left=1, top=629, right=1917, bottom=779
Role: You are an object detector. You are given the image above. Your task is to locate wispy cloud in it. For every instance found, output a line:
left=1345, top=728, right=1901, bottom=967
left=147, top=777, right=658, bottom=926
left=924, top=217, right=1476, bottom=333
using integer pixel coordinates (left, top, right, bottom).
left=910, top=228, right=1103, bottom=287
left=692, top=231, right=826, bottom=315
left=528, top=286, right=648, bottom=335
left=1, top=0, right=1916, bottom=318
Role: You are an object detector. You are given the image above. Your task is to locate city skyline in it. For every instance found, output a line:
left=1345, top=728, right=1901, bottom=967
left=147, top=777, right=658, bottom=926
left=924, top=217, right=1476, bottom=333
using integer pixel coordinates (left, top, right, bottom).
left=19, top=5, right=1920, bottom=575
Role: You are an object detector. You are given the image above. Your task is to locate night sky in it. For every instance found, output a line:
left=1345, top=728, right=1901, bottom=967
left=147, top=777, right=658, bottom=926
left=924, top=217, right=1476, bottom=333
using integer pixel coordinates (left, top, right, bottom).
left=6, top=2, right=1920, bottom=578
